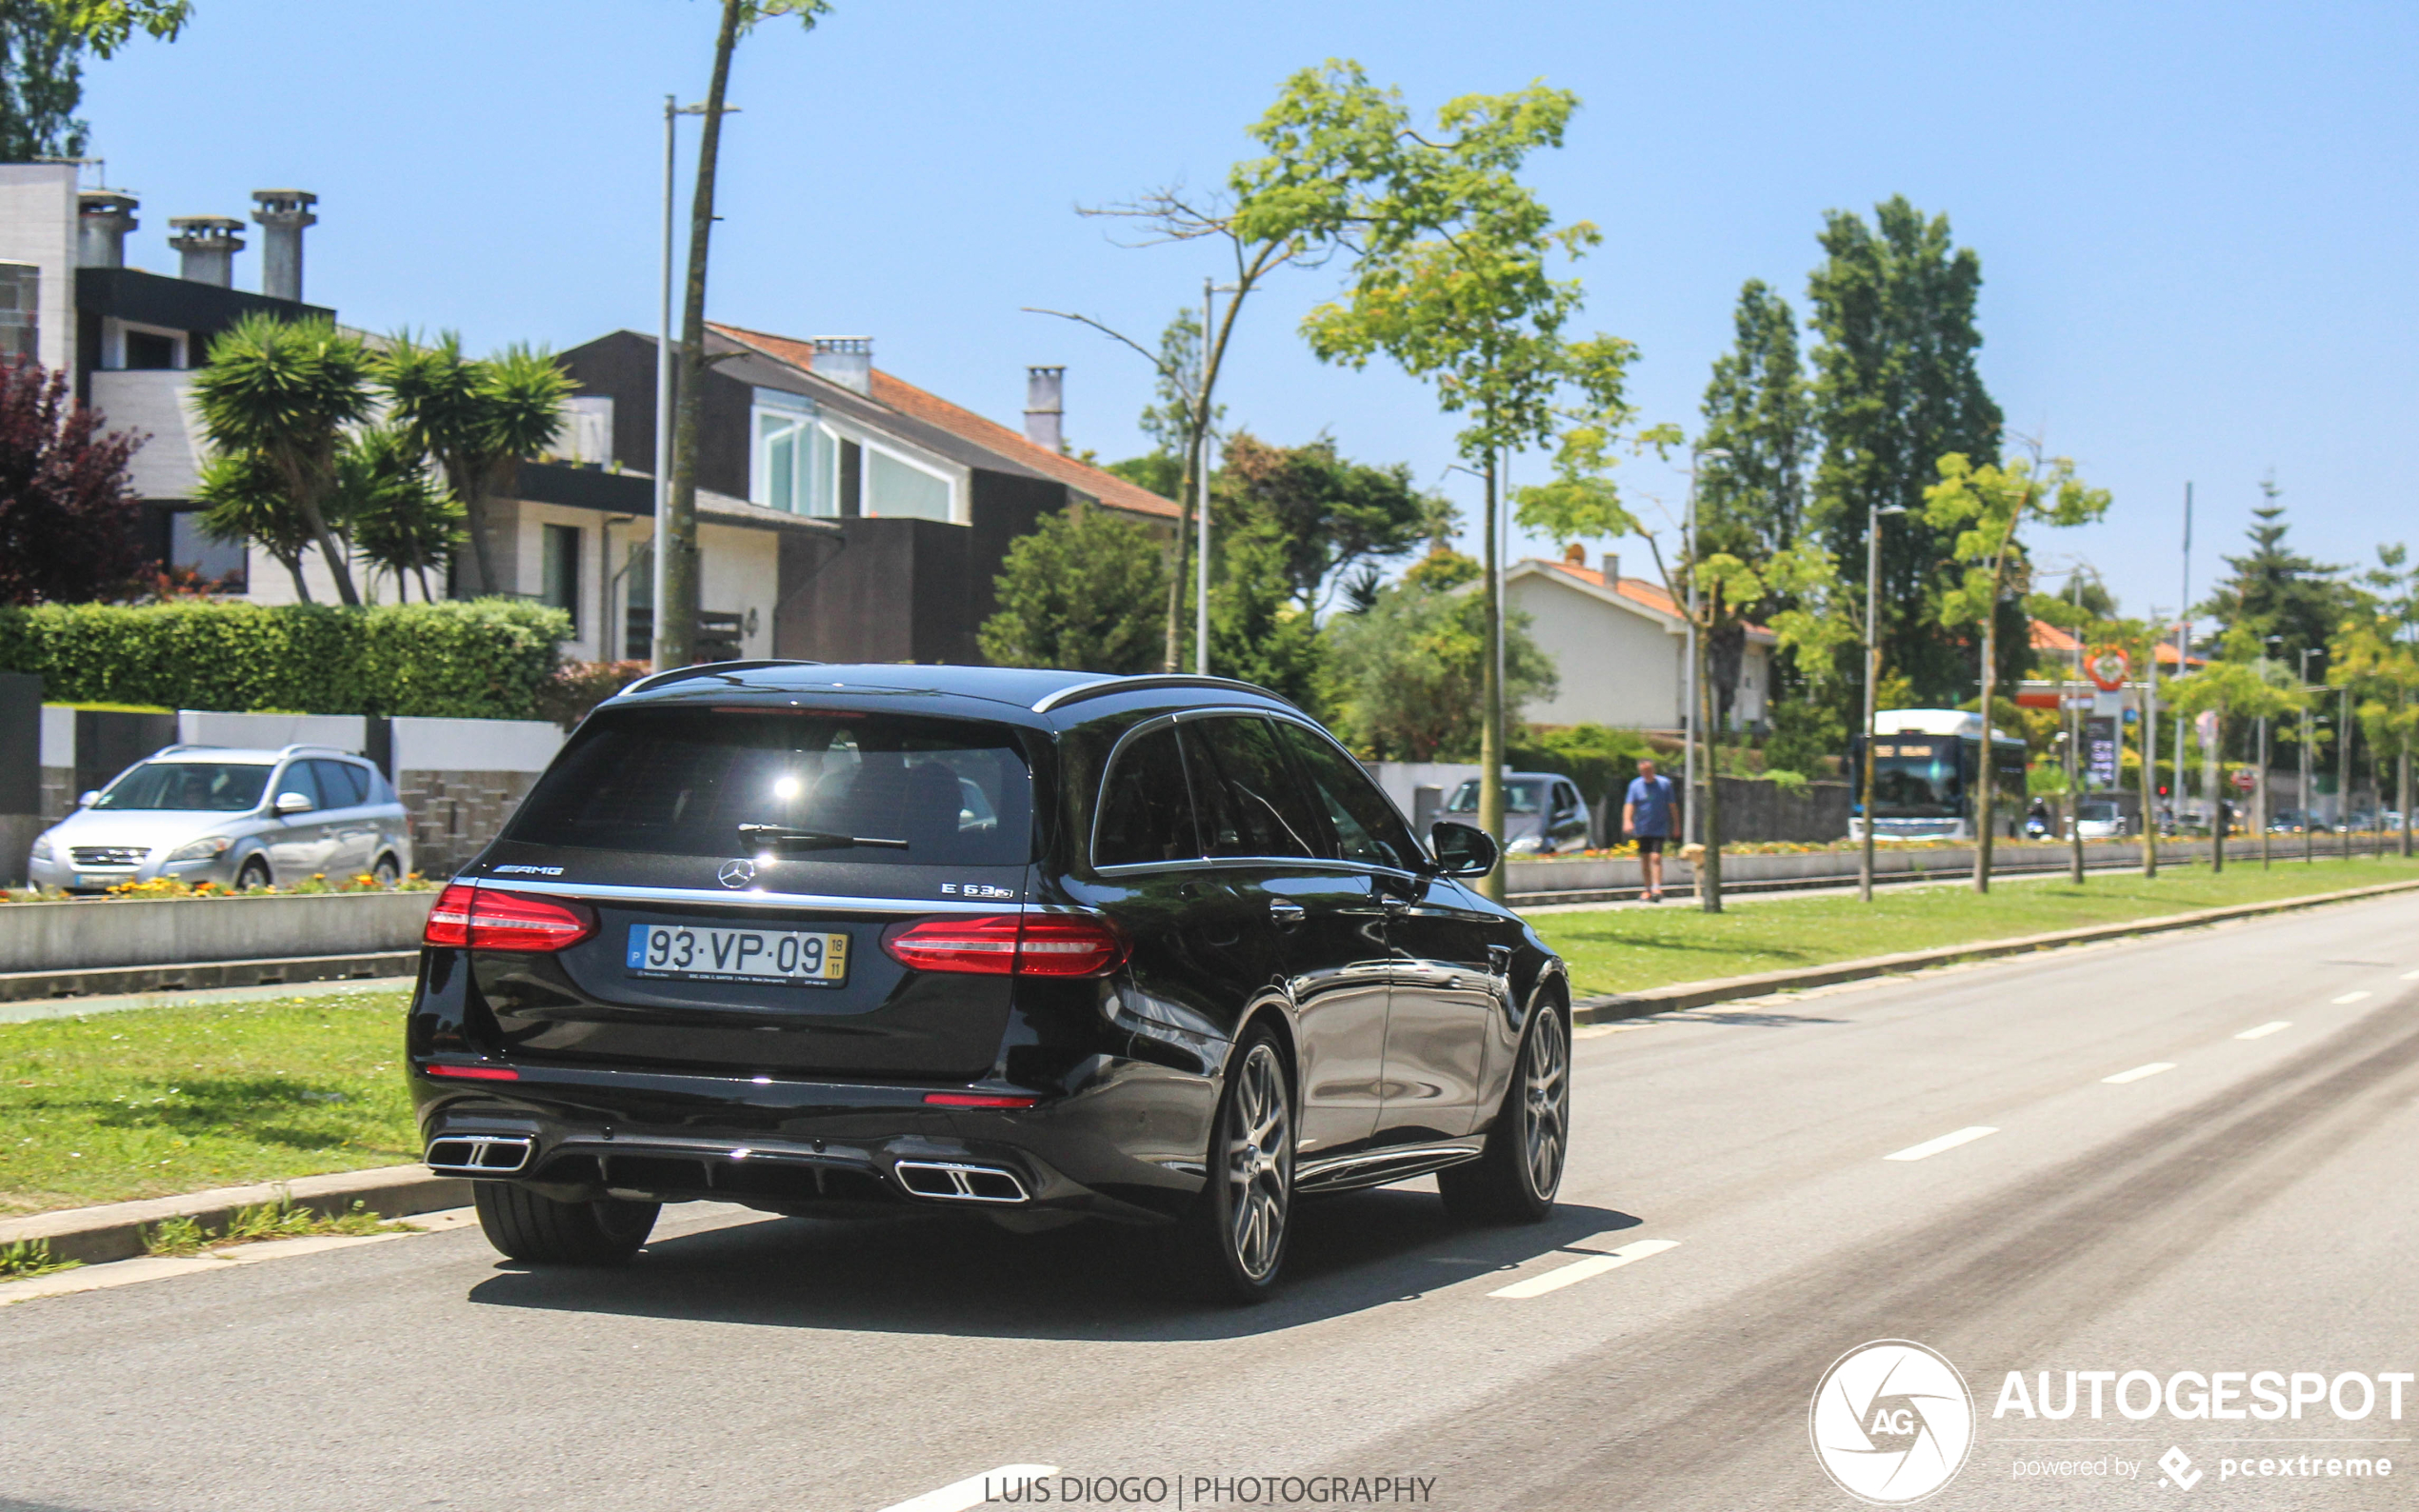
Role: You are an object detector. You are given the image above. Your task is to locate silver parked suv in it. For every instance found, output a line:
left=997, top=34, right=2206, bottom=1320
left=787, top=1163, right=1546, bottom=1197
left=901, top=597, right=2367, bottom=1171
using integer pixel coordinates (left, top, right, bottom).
left=26, top=745, right=413, bottom=893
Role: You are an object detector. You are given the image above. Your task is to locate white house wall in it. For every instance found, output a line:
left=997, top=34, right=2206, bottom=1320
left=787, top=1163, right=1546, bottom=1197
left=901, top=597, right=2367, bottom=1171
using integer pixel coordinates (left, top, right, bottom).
left=0, top=166, right=78, bottom=374
left=1509, top=574, right=1688, bottom=731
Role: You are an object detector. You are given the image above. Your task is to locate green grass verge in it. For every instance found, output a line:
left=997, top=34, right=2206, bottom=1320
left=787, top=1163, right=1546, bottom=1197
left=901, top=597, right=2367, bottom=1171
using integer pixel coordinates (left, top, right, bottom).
left=1536, top=854, right=2419, bottom=998
left=0, top=989, right=416, bottom=1218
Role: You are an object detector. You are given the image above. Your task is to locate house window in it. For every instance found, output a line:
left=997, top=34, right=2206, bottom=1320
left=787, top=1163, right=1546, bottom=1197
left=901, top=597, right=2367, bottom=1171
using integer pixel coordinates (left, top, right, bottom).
left=124, top=330, right=180, bottom=369
left=866, top=446, right=953, bottom=521
left=542, top=523, right=582, bottom=637
left=751, top=389, right=836, bottom=516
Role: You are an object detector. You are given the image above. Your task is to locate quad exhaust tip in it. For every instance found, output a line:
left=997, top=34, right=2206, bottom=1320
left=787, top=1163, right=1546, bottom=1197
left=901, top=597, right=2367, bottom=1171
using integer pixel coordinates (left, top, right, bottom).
left=426, top=1135, right=534, bottom=1175
left=892, top=1160, right=1030, bottom=1204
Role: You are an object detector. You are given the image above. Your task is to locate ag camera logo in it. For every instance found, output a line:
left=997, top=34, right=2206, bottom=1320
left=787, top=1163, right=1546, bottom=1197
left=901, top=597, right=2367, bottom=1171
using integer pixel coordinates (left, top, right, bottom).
left=1811, top=1340, right=1977, bottom=1503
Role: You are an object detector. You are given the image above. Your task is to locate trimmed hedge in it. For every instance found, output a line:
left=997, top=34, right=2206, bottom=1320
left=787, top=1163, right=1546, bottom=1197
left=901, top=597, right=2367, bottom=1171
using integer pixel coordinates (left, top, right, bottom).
left=0, top=599, right=571, bottom=719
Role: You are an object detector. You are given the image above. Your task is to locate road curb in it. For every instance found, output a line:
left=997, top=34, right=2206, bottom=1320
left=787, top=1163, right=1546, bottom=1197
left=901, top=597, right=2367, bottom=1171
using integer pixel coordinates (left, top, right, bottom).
left=0, top=1164, right=469, bottom=1267
left=0, top=951, right=421, bottom=1004
left=1570, top=876, right=2419, bottom=1024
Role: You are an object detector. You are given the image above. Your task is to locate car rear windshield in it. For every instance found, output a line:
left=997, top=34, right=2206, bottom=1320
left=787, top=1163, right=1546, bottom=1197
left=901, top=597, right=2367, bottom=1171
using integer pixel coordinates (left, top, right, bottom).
left=95, top=762, right=270, bottom=812
left=502, top=707, right=1033, bottom=865
left=1447, top=778, right=1544, bottom=815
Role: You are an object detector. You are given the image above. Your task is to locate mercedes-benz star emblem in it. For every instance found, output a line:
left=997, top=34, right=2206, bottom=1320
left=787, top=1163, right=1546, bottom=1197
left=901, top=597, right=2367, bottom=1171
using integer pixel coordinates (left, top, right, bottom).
left=717, top=858, right=756, bottom=888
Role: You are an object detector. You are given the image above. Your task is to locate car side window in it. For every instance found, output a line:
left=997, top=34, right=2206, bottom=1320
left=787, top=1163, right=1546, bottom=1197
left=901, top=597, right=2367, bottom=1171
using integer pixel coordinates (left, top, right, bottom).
left=271, top=762, right=321, bottom=812
left=311, top=760, right=367, bottom=808
left=1094, top=724, right=1201, bottom=867
left=1271, top=720, right=1421, bottom=870
left=1181, top=716, right=1320, bottom=859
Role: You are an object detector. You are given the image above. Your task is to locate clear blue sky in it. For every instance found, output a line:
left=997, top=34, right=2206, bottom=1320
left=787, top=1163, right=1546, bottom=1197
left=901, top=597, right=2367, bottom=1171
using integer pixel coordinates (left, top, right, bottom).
left=80, top=1, right=2417, bottom=620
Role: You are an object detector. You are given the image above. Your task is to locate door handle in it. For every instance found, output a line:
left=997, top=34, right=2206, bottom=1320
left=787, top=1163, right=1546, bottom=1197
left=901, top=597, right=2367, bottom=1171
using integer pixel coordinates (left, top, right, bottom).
left=1379, top=894, right=1411, bottom=916
left=1269, top=900, right=1307, bottom=928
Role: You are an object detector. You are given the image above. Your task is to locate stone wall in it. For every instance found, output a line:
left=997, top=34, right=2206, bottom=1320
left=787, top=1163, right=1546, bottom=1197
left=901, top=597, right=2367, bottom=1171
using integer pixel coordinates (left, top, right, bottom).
left=396, top=769, right=542, bottom=880
left=1711, top=775, right=1852, bottom=844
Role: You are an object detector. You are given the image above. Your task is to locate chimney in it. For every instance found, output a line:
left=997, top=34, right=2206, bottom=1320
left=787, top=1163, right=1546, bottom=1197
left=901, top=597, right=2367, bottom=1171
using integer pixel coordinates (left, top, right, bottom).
left=77, top=190, right=139, bottom=269
left=250, top=189, right=317, bottom=301
left=167, top=216, right=245, bottom=288
left=1600, top=552, right=1620, bottom=583
left=1562, top=542, right=1585, bottom=567
left=810, top=336, right=871, bottom=394
left=1024, top=365, right=1064, bottom=451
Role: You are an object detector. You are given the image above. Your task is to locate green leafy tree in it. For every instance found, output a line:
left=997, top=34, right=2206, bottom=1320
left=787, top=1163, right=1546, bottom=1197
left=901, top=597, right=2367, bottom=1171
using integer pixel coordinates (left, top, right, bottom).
left=1271, top=61, right=1633, bottom=899
left=1214, top=431, right=1434, bottom=614
left=1923, top=450, right=2110, bottom=890
left=979, top=507, right=1168, bottom=674
left=2167, top=627, right=2307, bottom=872
left=0, top=0, right=187, bottom=159
left=193, top=448, right=312, bottom=600
left=1206, top=527, right=1325, bottom=708
left=1327, top=550, right=1556, bottom=762
left=2196, top=481, right=2354, bottom=671
left=2332, top=544, right=2419, bottom=857
left=1808, top=196, right=2006, bottom=710
left=661, top=0, right=830, bottom=667
left=337, top=426, right=463, bottom=604
left=190, top=313, right=371, bottom=605
left=377, top=333, right=570, bottom=598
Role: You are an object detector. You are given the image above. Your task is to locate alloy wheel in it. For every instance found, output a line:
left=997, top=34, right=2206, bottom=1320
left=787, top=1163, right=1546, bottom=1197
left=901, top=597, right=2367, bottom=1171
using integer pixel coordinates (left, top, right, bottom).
left=1521, top=1007, right=1569, bottom=1198
left=1223, top=1042, right=1292, bottom=1283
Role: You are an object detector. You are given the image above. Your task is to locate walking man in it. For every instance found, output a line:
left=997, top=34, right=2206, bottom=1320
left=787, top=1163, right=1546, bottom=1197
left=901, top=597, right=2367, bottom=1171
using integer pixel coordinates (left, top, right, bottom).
left=1625, top=757, right=1678, bottom=903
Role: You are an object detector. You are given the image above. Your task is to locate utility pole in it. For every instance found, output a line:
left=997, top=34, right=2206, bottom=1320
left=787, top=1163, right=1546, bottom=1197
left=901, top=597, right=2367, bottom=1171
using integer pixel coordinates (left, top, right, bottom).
left=2175, top=484, right=2192, bottom=832
left=655, top=86, right=735, bottom=672
left=650, top=95, right=683, bottom=671
left=2258, top=716, right=2271, bottom=868
left=2141, top=607, right=2160, bottom=878
left=1857, top=503, right=1903, bottom=902
left=2339, top=683, right=2353, bottom=859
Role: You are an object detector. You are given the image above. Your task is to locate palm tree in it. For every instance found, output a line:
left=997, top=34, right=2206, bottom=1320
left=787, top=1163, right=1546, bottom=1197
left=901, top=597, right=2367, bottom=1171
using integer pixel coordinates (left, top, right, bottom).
left=339, top=426, right=464, bottom=602
left=380, top=333, right=570, bottom=596
left=195, top=447, right=318, bottom=601
left=190, top=314, right=372, bottom=605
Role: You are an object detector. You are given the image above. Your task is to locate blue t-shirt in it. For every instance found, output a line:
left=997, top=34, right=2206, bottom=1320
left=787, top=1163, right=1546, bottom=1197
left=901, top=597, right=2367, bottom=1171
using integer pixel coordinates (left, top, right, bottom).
left=1625, top=774, right=1675, bottom=838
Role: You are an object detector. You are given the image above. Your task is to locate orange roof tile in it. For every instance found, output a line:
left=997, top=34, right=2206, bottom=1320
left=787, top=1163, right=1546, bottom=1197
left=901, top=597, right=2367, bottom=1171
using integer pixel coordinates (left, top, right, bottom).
left=709, top=323, right=1179, bottom=521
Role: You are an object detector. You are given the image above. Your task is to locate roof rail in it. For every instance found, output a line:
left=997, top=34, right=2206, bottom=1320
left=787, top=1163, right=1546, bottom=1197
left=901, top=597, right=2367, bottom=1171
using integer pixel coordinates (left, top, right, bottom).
left=274, top=744, right=350, bottom=757
left=152, top=743, right=223, bottom=754
left=621, top=659, right=822, bottom=697
left=1030, top=673, right=1297, bottom=715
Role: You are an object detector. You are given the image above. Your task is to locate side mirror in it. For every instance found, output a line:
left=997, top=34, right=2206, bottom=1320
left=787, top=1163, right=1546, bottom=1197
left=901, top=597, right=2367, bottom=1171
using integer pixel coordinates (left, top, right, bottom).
left=1429, top=820, right=1499, bottom=880
left=77, top=790, right=99, bottom=807
left=274, top=791, right=312, bottom=816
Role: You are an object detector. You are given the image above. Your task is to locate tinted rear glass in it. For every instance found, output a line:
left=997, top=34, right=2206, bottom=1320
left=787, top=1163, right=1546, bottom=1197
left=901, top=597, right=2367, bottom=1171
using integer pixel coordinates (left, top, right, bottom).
left=96, top=762, right=270, bottom=812
left=504, top=707, right=1032, bottom=864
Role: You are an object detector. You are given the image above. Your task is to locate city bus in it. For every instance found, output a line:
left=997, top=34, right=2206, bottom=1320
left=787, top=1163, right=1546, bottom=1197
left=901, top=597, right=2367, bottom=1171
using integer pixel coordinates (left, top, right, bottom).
left=1848, top=707, right=2032, bottom=842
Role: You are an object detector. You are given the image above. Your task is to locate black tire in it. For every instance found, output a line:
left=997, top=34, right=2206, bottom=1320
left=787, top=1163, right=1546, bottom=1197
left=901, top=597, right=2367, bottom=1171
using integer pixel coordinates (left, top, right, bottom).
left=1172, top=1027, right=1295, bottom=1303
left=370, top=853, right=401, bottom=887
left=471, top=1182, right=659, bottom=1266
left=235, top=855, right=271, bottom=891
left=1438, top=994, right=1569, bottom=1225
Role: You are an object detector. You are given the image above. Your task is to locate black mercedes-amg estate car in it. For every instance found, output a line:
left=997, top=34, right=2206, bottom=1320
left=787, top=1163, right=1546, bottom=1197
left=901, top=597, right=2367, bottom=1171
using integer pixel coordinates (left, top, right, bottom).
left=409, top=662, right=1570, bottom=1300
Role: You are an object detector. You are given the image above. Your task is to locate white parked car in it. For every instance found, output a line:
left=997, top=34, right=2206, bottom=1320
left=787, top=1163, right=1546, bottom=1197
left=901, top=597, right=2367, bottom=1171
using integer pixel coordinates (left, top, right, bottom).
left=26, top=745, right=413, bottom=893
left=2066, top=799, right=2129, bottom=840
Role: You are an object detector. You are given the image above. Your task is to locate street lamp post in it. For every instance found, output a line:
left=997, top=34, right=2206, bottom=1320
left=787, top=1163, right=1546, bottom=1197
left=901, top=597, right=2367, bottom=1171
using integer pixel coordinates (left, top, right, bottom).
left=1857, top=503, right=1906, bottom=902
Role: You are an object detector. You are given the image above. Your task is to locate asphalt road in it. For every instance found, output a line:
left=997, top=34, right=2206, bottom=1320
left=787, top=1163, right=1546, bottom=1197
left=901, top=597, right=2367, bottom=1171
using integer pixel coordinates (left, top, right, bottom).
left=6, top=895, right=2419, bottom=1512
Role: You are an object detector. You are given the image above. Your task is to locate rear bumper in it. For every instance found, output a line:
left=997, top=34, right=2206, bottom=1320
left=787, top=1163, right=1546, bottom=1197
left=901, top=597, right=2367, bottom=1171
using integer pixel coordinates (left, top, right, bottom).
left=410, top=1055, right=1217, bottom=1224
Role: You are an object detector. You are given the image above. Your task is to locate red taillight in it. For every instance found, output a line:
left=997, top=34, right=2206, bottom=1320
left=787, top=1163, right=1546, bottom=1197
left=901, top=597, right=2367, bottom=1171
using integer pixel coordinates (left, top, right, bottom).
left=421, top=885, right=596, bottom=952
left=882, top=912, right=1126, bottom=978
left=923, top=1091, right=1040, bottom=1108
left=424, top=1063, right=519, bottom=1082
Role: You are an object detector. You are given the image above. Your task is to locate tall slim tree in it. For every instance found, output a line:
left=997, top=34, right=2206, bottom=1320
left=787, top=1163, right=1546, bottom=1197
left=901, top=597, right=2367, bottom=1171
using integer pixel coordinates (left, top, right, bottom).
left=1272, top=62, right=1633, bottom=902
left=662, top=0, right=829, bottom=667
left=1808, top=196, right=2004, bottom=709
left=2195, top=482, right=2352, bottom=670
left=190, top=313, right=370, bottom=605
left=2333, top=544, right=2419, bottom=859
left=1923, top=450, right=2110, bottom=891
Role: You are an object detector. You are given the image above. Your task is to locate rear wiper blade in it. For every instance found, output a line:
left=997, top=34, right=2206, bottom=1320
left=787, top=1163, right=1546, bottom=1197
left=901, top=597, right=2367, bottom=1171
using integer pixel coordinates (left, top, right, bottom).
left=737, top=823, right=909, bottom=851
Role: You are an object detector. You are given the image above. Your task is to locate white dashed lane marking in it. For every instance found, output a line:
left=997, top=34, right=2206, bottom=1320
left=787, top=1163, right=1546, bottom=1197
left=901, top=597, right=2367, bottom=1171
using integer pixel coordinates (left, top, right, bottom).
left=2102, top=1062, right=2178, bottom=1084
left=1489, top=1238, right=1681, bottom=1299
left=878, top=1466, right=1062, bottom=1512
left=2237, top=1021, right=2294, bottom=1041
left=1883, top=1126, right=2000, bottom=1162
left=2333, top=991, right=2373, bottom=1005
